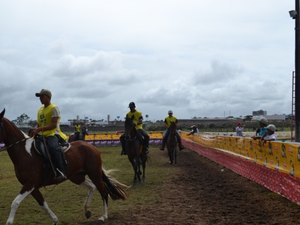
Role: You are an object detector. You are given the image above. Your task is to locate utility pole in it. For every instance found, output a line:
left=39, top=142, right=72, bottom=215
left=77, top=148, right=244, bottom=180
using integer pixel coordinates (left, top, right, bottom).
left=290, top=0, right=300, bottom=141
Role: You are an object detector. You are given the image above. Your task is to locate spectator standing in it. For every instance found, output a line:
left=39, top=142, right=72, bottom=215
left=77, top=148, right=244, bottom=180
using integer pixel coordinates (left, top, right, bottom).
left=235, top=122, right=244, bottom=136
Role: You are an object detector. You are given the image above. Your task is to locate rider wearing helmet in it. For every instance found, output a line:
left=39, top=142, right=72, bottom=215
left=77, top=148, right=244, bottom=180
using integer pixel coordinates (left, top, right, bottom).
left=160, top=110, right=184, bottom=151
left=120, top=102, right=150, bottom=155
left=188, top=125, right=199, bottom=136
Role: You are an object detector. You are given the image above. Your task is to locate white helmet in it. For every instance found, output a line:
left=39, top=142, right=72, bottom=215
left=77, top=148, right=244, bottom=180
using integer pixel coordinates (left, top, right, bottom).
left=266, top=124, right=276, bottom=132
left=168, top=110, right=173, bottom=114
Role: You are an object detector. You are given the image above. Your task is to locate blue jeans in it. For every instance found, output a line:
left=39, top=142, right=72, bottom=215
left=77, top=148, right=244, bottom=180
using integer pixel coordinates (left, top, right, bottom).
left=45, top=135, right=65, bottom=174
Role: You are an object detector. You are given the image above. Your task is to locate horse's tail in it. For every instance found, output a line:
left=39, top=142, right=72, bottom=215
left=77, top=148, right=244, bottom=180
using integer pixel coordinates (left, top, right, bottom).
left=102, top=169, right=129, bottom=200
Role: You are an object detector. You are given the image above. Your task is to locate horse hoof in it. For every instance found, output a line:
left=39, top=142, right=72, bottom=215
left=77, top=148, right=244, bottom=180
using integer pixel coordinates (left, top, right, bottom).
left=85, top=210, right=92, bottom=219
left=98, top=215, right=107, bottom=222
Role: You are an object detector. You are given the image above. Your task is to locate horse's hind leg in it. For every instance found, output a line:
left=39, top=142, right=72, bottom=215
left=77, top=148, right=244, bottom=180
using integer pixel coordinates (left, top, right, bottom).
left=88, top=172, right=109, bottom=221
left=31, top=189, right=59, bottom=225
left=142, top=160, right=146, bottom=182
left=80, top=177, right=96, bottom=219
left=174, top=147, right=177, bottom=164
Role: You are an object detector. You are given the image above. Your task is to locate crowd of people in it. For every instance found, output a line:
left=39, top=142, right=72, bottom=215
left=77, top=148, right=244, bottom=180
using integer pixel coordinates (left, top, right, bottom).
left=234, top=117, right=277, bottom=141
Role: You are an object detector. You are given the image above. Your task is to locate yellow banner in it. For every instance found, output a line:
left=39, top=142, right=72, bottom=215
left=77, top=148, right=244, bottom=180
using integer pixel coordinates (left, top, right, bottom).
left=182, top=132, right=300, bottom=178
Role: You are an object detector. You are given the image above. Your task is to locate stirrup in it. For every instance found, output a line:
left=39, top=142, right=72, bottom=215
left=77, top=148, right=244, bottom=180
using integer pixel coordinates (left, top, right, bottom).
left=56, top=169, right=67, bottom=179
left=121, top=150, right=127, bottom=155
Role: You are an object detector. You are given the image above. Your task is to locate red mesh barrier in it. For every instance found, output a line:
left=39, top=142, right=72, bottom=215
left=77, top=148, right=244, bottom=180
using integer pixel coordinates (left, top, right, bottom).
left=183, top=139, right=300, bottom=205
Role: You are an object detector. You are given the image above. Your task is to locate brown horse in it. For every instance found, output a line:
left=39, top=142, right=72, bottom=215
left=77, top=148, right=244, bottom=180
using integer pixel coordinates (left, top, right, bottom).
left=0, top=109, right=127, bottom=225
left=167, top=122, right=178, bottom=164
left=124, top=117, right=147, bottom=183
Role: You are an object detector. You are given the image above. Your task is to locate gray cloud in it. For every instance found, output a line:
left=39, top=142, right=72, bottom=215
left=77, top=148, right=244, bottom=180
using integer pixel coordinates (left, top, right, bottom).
left=0, top=0, right=294, bottom=121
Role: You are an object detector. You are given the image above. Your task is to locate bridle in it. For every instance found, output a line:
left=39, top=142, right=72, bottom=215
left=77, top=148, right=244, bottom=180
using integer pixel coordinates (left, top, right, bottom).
left=0, top=120, right=27, bottom=152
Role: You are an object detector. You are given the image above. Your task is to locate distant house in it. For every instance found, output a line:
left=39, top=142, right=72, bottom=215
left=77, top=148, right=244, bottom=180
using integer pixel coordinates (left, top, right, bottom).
left=265, top=114, right=286, bottom=121
left=252, top=110, right=267, bottom=116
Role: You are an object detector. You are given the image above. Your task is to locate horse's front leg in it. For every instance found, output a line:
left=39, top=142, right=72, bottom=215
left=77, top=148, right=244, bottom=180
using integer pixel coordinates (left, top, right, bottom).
left=167, top=148, right=173, bottom=164
left=135, top=157, right=141, bottom=182
left=6, top=187, right=34, bottom=225
left=31, top=189, right=58, bottom=225
left=129, top=158, right=138, bottom=183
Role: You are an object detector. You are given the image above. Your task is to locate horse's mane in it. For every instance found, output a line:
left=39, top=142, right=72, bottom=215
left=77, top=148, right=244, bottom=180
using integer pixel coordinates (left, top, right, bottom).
left=3, top=117, right=25, bottom=138
left=169, top=122, right=177, bottom=131
left=125, top=117, right=136, bottom=132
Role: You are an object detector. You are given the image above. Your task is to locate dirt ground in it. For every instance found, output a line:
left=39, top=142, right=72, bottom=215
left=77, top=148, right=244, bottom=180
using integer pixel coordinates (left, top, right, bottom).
left=104, top=149, right=300, bottom=225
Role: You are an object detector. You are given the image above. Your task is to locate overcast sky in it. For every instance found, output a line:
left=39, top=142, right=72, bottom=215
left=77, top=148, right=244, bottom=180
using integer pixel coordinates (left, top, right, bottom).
left=0, top=0, right=296, bottom=122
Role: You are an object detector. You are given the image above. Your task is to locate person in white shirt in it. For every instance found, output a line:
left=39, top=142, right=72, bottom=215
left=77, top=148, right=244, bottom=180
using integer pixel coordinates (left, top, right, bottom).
left=235, top=122, right=244, bottom=136
left=262, top=124, right=277, bottom=141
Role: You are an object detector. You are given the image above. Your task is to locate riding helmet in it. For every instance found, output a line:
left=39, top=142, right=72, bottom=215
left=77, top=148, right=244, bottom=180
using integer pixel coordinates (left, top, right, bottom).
left=129, top=102, right=136, bottom=108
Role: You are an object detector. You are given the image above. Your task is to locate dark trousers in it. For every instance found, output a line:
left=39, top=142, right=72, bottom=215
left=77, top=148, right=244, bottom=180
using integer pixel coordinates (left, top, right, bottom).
left=75, top=131, right=80, bottom=140
left=46, top=135, right=66, bottom=175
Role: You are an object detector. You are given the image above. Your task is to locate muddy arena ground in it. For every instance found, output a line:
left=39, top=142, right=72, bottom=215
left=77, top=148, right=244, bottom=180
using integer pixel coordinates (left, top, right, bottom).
left=88, top=148, right=300, bottom=225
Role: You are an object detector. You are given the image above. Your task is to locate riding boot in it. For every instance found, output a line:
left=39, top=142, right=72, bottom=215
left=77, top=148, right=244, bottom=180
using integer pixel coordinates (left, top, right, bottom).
left=178, top=140, right=184, bottom=151
left=160, top=140, right=165, bottom=151
left=121, top=142, right=127, bottom=155
left=53, top=150, right=67, bottom=179
left=121, top=146, right=127, bottom=155
left=144, top=141, right=149, bottom=155
left=120, top=136, right=127, bottom=155
left=176, top=133, right=184, bottom=150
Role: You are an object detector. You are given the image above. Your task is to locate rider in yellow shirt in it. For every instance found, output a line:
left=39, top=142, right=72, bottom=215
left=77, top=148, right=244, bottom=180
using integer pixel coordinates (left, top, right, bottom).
left=30, top=89, right=67, bottom=180
left=160, top=110, right=184, bottom=151
left=120, top=102, right=149, bottom=155
left=74, top=124, right=81, bottom=140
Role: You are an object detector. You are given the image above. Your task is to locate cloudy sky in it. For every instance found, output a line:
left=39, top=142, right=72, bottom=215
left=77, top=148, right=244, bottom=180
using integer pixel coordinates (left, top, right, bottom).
left=0, top=0, right=295, bottom=122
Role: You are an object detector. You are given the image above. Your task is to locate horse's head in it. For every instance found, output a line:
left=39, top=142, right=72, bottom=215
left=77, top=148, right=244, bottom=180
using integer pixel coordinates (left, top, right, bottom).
left=124, top=116, right=136, bottom=138
left=0, top=109, right=6, bottom=143
left=169, top=122, right=177, bottom=132
left=0, top=109, right=26, bottom=146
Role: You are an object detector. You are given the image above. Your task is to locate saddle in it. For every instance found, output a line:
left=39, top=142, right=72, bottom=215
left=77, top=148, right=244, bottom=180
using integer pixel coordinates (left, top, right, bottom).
left=33, top=135, right=70, bottom=160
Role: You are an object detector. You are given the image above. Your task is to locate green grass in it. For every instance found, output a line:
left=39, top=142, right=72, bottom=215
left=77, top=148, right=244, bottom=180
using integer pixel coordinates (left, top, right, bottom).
left=0, top=146, right=176, bottom=225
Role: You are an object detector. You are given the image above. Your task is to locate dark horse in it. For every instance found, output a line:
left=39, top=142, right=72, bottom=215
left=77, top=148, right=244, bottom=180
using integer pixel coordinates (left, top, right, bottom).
left=68, top=132, right=82, bottom=142
left=0, top=109, right=127, bottom=225
left=167, top=122, right=178, bottom=164
left=124, top=117, right=147, bottom=183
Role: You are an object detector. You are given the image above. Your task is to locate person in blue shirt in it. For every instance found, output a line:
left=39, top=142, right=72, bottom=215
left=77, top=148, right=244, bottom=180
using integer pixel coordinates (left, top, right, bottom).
left=252, top=117, right=268, bottom=140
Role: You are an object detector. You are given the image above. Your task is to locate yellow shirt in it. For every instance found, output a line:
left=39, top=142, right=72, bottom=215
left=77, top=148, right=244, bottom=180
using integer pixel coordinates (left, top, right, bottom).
left=37, top=103, right=67, bottom=140
left=74, top=124, right=81, bottom=132
left=164, top=115, right=178, bottom=128
left=126, top=110, right=143, bottom=130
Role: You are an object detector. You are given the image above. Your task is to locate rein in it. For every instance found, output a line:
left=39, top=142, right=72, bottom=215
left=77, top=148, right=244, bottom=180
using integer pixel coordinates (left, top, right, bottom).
left=0, top=138, right=27, bottom=152
left=0, top=119, right=28, bottom=152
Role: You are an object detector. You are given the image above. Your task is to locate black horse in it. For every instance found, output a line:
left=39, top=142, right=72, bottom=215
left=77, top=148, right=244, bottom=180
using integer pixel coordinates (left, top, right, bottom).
left=167, top=122, right=178, bottom=164
left=124, top=117, right=147, bottom=183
